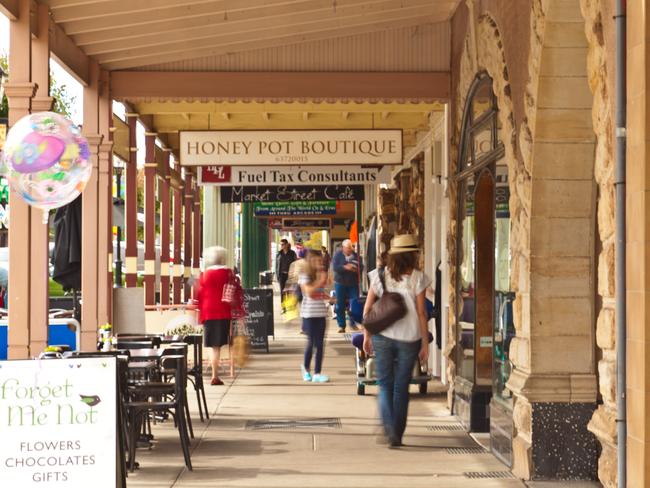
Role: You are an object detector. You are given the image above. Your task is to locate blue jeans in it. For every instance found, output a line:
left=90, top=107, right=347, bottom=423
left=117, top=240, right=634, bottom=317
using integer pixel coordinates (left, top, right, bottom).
left=334, top=283, right=359, bottom=328
left=303, top=317, right=326, bottom=374
left=371, top=334, right=420, bottom=443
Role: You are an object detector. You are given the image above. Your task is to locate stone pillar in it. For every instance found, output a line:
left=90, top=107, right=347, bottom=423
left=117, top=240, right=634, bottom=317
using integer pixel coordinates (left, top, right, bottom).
left=143, top=133, right=157, bottom=306
left=159, top=150, right=171, bottom=305
left=6, top=0, right=37, bottom=359
left=624, top=2, right=650, bottom=486
left=27, top=1, right=53, bottom=355
left=81, top=61, right=103, bottom=351
left=97, top=69, right=113, bottom=325
left=124, top=114, right=138, bottom=288
left=203, top=187, right=235, bottom=268
left=192, top=185, right=201, bottom=280
left=173, top=165, right=183, bottom=303
left=183, top=171, right=193, bottom=300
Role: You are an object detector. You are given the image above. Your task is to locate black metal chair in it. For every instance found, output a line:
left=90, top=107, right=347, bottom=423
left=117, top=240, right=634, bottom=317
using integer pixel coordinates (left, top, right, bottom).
left=125, top=355, right=192, bottom=472
left=184, top=334, right=209, bottom=422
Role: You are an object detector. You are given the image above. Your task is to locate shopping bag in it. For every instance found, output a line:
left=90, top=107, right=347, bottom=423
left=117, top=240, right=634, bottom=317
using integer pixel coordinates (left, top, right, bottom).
left=231, top=319, right=250, bottom=368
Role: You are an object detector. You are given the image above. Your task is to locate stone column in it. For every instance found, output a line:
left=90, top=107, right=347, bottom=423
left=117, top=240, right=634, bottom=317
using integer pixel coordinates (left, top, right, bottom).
left=28, top=1, right=53, bottom=355
left=173, top=165, right=183, bottom=303
left=183, top=171, right=194, bottom=300
left=203, top=187, right=235, bottom=268
left=124, top=114, right=138, bottom=288
left=143, top=133, right=157, bottom=306
left=159, top=150, right=171, bottom=305
left=5, top=0, right=36, bottom=359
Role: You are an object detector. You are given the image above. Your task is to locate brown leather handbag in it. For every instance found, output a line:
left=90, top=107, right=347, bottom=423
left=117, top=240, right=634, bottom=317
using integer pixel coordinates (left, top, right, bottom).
left=363, top=269, right=407, bottom=335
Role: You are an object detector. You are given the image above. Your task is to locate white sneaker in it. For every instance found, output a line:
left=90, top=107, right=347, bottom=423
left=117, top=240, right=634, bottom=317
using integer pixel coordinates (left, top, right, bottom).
left=312, top=374, right=330, bottom=383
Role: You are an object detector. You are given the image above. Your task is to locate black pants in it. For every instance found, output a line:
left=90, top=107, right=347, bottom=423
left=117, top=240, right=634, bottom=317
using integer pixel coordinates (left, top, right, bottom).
left=279, top=272, right=289, bottom=294
left=303, top=317, right=326, bottom=374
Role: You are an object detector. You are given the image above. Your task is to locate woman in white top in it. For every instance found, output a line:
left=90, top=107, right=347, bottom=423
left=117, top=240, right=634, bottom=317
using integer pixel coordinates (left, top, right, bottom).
left=362, top=234, right=430, bottom=448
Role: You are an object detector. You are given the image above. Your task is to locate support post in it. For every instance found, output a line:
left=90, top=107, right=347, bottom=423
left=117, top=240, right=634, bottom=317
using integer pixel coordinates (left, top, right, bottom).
left=124, top=114, right=138, bottom=288
left=27, top=0, right=52, bottom=355
left=143, top=133, right=156, bottom=306
left=81, top=60, right=103, bottom=351
left=173, top=164, right=183, bottom=303
left=160, top=150, right=171, bottom=305
left=183, top=171, right=193, bottom=300
left=192, top=185, right=201, bottom=282
left=6, top=0, right=36, bottom=359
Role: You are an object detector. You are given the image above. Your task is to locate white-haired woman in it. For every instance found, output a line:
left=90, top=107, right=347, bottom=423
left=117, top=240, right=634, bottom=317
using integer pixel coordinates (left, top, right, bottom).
left=196, top=246, right=235, bottom=385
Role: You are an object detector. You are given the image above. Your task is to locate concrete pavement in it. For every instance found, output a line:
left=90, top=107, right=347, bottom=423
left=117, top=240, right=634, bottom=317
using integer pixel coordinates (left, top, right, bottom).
left=126, top=317, right=600, bottom=487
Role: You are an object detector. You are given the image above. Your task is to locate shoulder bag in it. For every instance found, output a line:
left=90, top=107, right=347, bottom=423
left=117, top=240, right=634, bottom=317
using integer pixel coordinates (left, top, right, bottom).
left=363, top=268, right=407, bottom=335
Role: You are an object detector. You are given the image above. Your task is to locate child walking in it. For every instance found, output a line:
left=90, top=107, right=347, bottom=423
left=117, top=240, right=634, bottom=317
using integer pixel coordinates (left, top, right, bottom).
left=300, top=249, right=330, bottom=383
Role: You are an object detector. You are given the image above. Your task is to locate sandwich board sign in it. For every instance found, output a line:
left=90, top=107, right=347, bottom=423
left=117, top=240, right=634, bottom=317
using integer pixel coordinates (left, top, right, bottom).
left=0, top=357, right=117, bottom=487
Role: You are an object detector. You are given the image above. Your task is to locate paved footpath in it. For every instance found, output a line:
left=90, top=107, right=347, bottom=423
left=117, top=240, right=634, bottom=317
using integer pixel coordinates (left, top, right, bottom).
left=127, top=319, right=599, bottom=488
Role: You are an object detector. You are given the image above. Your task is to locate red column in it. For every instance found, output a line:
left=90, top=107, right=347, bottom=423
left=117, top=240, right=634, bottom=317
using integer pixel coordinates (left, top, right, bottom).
left=173, top=164, right=183, bottom=304
left=124, top=114, right=138, bottom=288
left=183, top=171, right=194, bottom=300
left=143, top=133, right=157, bottom=306
left=159, top=151, right=171, bottom=305
left=192, top=185, right=201, bottom=281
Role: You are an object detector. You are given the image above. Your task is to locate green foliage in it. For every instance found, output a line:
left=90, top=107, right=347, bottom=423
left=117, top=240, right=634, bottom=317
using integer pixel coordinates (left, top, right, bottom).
left=0, top=53, right=76, bottom=118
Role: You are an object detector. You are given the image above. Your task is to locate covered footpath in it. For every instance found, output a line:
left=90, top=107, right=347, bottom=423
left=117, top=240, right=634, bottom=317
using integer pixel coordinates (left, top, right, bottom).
left=125, top=319, right=596, bottom=488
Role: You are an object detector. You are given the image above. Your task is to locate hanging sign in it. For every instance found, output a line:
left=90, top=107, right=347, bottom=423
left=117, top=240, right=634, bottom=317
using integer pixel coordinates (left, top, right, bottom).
left=254, top=201, right=337, bottom=217
left=282, top=218, right=331, bottom=229
left=198, top=165, right=391, bottom=186
left=0, top=357, right=117, bottom=488
left=180, top=129, right=403, bottom=166
left=220, top=184, right=364, bottom=203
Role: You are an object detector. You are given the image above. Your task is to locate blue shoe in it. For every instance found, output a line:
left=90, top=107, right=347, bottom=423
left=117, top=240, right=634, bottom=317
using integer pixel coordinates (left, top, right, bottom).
left=312, top=374, right=330, bottom=383
left=301, top=365, right=312, bottom=382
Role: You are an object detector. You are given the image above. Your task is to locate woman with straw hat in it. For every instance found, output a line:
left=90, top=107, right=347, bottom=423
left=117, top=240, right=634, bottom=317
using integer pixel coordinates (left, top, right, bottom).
left=362, top=234, right=431, bottom=448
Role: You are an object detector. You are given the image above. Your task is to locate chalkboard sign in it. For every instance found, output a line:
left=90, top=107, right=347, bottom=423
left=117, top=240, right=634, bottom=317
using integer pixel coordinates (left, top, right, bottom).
left=243, top=288, right=274, bottom=352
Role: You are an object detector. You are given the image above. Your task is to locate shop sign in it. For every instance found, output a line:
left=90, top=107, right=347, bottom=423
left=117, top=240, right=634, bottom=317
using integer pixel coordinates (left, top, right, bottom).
left=0, top=357, right=117, bottom=488
left=220, top=184, right=364, bottom=203
left=254, top=201, right=337, bottom=217
left=198, top=165, right=391, bottom=186
left=282, top=218, right=331, bottom=229
left=180, top=130, right=403, bottom=166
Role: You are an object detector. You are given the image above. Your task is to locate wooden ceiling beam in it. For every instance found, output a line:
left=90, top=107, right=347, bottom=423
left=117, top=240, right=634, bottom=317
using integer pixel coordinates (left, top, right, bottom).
left=0, top=0, right=19, bottom=20
left=112, top=72, right=450, bottom=102
left=44, top=0, right=113, bottom=9
left=59, top=0, right=329, bottom=35
left=48, top=18, right=90, bottom=85
left=80, top=0, right=436, bottom=54
left=101, top=13, right=447, bottom=70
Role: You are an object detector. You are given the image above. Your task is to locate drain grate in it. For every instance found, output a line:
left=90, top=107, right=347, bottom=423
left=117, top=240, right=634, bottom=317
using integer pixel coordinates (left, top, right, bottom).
left=463, top=471, right=514, bottom=479
left=245, top=418, right=342, bottom=430
left=446, top=447, right=487, bottom=454
left=426, top=423, right=465, bottom=432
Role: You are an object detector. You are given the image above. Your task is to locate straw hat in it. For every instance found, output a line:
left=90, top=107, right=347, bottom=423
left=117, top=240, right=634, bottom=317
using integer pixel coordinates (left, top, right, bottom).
left=388, top=234, right=420, bottom=254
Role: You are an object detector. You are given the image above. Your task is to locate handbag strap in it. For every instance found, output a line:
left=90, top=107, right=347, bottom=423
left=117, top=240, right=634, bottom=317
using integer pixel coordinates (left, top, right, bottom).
left=378, top=267, right=387, bottom=296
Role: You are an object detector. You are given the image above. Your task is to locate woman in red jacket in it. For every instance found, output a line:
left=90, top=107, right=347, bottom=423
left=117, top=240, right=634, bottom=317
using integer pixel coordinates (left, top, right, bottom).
left=197, top=246, right=234, bottom=385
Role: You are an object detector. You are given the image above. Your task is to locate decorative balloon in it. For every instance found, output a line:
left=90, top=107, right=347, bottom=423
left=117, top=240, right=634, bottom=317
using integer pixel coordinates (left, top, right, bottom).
left=1, top=112, right=91, bottom=222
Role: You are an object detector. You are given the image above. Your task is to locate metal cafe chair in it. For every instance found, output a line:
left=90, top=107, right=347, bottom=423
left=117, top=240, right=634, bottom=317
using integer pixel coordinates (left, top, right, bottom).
left=125, top=355, right=193, bottom=472
left=184, top=334, right=209, bottom=422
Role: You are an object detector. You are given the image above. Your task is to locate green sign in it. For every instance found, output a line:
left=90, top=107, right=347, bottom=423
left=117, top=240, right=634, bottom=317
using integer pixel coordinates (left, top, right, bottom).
left=254, top=200, right=337, bottom=216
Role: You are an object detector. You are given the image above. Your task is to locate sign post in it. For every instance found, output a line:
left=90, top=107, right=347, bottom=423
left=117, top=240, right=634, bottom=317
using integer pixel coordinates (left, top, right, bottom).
left=0, top=357, right=118, bottom=488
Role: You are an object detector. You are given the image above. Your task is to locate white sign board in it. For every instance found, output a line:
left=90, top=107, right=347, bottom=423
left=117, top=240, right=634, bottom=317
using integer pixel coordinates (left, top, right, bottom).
left=198, top=165, right=392, bottom=186
left=0, top=357, right=117, bottom=487
left=180, top=130, right=403, bottom=166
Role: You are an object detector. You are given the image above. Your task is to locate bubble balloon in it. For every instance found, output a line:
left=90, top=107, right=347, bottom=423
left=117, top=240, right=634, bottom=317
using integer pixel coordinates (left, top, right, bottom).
left=2, top=112, right=91, bottom=218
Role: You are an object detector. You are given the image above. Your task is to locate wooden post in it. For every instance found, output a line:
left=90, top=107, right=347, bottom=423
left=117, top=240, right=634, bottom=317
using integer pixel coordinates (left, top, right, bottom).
left=192, top=185, right=201, bottom=281
left=143, top=133, right=157, bottom=306
left=124, top=114, right=138, bottom=288
left=183, top=171, right=193, bottom=300
left=159, top=150, right=171, bottom=305
left=173, top=163, right=183, bottom=304
left=6, top=0, right=37, bottom=359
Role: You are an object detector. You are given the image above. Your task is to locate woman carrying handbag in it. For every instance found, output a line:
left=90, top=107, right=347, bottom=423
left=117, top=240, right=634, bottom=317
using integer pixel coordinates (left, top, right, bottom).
left=362, top=234, right=431, bottom=448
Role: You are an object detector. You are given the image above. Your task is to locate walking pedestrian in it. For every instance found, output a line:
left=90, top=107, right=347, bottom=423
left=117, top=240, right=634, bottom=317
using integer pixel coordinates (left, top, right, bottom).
left=332, top=239, right=361, bottom=333
left=196, top=246, right=240, bottom=386
left=300, top=249, right=330, bottom=383
left=362, top=234, right=430, bottom=448
left=276, top=239, right=297, bottom=313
